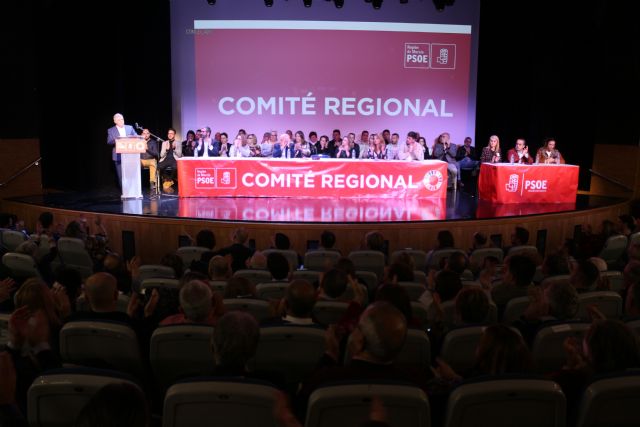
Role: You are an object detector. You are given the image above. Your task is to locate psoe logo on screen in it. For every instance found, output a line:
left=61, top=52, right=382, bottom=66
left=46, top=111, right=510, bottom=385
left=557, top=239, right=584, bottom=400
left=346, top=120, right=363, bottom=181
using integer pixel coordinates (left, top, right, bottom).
left=505, top=174, right=519, bottom=193
left=423, top=170, right=444, bottom=191
left=430, top=44, right=456, bottom=70
left=404, top=43, right=430, bottom=69
left=195, top=168, right=216, bottom=189
left=215, top=168, right=237, bottom=189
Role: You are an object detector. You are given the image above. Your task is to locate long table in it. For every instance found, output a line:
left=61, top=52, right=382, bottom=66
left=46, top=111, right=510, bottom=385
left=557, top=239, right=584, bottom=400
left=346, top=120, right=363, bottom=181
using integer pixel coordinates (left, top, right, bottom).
left=478, top=163, right=579, bottom=204
left=177, top=158, right=448, bottom=198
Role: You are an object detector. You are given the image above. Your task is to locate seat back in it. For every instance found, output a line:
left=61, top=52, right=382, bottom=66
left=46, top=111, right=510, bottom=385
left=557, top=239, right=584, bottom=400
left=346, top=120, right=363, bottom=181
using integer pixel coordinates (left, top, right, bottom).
left=507, top=245, right=540, bottom=260
left=256, top=281, right=290, bottom=300
left=138, top=264, right=176, bottom=282
left=55, top=239, right=94, bottom=279
left=163, top=379, right=279, bottom=427
left=348, top=251, right=385, bottom=281
left=56, top=237, right=86, bottom=252
left=397, top=281, right=427, bottom=302
left=396, top=329, right=431, bottom=370
left=176, top=246, right=208, bottom=267
left=356, top=270, right=379, bottom=296
left=428, top=249, right=466, bottom=269
left=540, top=275, right=571, bottom=288
left=2, top=252, right=41, bottom=279
left=444, top=378, right=566, bottom=427
left=576, top=291, right=622, bottom=320
left=303, top=250, right=341, bottom=271
left=59, top=321, right=143, bottom=377
left=209, top=280, right=227, bottom=294
left=312, top=301, right=349, bottom=327
left=0, top=312, right=9, bottom=347
left=576, top=372, right=640, bottom=427
left=75, top=293, right=130, bottom=313
left=440, top=326, right=487, bottom=373
left=1, top=229, right=27, bottom=251
left=532, top=322, right=590, bottom=372
left=601, top=270, right=624, bottom=292
left=27, top=368, right=142, bottom=427
left=411, top=302, right=429, bottom=330
left=223, top=299, right=272, bottom=323
left=233, top=269, right=272, bottom=286
left=291, top=269, right=321, bottom=284
left=629, top=231, right=640, bottom=247
left=150, top=325, right=215, bottom=388
left=251, top=325, right=325, bottom=387
left=469, top=248, right=504, bottom=270
left=391, top=249, right=428, bottom=272
left=306, top=382, right=430, bottom=427
left=502, top=296, right=531, bottom=324
left=413, top=270, right=427, bottom=284
left=141, top=278, right=181, bottom=292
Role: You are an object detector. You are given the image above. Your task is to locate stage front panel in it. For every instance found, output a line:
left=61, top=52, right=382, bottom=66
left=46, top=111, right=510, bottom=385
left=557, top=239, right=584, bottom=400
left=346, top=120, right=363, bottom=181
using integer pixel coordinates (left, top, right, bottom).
left=177, top=158, right=448, bottom=199
left=478, top=163, right=579, bottom=204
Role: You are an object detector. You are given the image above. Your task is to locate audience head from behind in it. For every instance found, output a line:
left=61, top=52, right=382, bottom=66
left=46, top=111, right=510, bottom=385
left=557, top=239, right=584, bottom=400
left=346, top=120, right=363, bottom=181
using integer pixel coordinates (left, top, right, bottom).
left=434, top=270, right=463, bottom=303
left=212, top=311, right=259, bottom=370
left=209, top=255, right=231, bottom=281
left=584, top=320, right=640, bottom=374
left=273, top=232, right=291, bottom=250
left=542, top=251, right=571, bottom=277
left=223, top=276, right=256, bottom=299
left=195, top=229, right=216, bottom=250
left=54, top=267, right=83, bottom=307
left=320, top=268, right=349, bottom=300
left=386, top=260, right=414, bottom=284
left=455, top=287, right=490, bottom=325
left=232, top=227, right=249, bottom=245
left=436, top=230, right=455, bottom=250
left=38, top=211, right=54, bottom=231
left=511, top=226, right=530, bottom=246
left=267, top=252, right=290, bottom=281
left=320, top=230, right=336, bottom=250
left=570, top=259, right=600, bottom=291
left=393, top=251, right=416, bottom=271
left=74, top=382, right=149, bottom=427
left=503, top=255, right=536, bottom=287
left=15, top=277, right=62, bottom=329
left=178, top=280, right=214, bottom=323
left=160, top=252, right=184, bottom=279
left=284, top=279, right=317, bottom=320
left=617, top=214, right=636, bottom=236
left=545, top=281, right=579, bottom=320
left=65, top=220, right=87, bottom=241
left=179, top=271, right=209, bottom=287
left=84, top=272, right=119, bottom=312
left=472, top=232, right=488, bottom=250
left=246, top=251, right=267, bottom=270
left=364, top=231, right=385, bottom=253
left=445, top=252, right=468, bottom=275
left=335, top=257, right=358, bottom=280
left=473, top=324, right=534, bottom=375
left=350, top=302, right=407, bottom=364
left=374, top=284, right=413, bottom=325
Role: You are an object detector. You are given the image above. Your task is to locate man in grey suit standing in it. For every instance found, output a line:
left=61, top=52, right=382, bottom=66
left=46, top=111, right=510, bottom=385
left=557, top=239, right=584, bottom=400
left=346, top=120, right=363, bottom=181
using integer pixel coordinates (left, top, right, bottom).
left=106, top=113, right=137, bottom=184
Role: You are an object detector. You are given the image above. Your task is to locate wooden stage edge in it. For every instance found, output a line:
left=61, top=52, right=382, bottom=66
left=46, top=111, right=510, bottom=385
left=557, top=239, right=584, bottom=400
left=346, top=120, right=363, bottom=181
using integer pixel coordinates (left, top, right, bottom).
left=1, top=196, right=632, bottom=266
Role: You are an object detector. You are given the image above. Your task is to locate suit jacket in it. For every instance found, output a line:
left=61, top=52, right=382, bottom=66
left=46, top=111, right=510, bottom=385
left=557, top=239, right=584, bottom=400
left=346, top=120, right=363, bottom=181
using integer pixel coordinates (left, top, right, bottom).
left=455, top=145, right=478, bottom=161
left=432, top=142, right=458, bottom=163
left=107, top=124, right=137, bottom=162
left=194, top=139, right=219, bottom=157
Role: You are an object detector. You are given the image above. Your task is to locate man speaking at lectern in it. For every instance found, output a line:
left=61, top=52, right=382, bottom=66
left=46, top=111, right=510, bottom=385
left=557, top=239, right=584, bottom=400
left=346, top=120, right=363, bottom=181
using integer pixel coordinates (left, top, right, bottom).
left=107, top=113, right=137, bottom=183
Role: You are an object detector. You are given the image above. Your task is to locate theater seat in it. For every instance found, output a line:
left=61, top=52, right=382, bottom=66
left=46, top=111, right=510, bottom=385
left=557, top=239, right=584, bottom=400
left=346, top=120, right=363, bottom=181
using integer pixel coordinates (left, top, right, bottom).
left=303, top=250, right=341, bottom=271
left=349, top=251, right=385, bottom=281
left=391, top=249, right=428, bottom=272
left=576, top=372, right=640, bottom=427
left=444, top=377, right=566, bottom=427
left=576, top=291, right=622, bottom=320
left=262, top=249, right=300, bottom=271
left=306, top=382, right=430, bottom=427
left=313, top=301, right=349, bottom=327
left=532, top=321, right=590, bottom=373
left=27, top=367, right=142, bottom=427
left=163, top=378, right=279, bottom=427
left=223, top=298, right=272, bottom=323
left=233, top=269, right=272, bottom=286
left=176, top=246, right=208, bottom=267
left=2, top=252, right=41, bottom=279
left=137, top=264, right=176, bottom=282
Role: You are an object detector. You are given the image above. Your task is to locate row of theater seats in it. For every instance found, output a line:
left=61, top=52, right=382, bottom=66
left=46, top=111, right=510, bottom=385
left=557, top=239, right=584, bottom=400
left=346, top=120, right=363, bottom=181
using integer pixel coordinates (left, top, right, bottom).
left=26, top=366, right=640, bottom=427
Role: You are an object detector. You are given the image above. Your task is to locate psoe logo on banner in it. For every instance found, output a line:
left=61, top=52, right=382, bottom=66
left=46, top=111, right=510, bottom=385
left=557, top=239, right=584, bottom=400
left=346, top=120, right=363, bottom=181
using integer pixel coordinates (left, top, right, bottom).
left=524, top=179, right=548, bottom=193
left=505, top=174, right=519, bottom=193
left=195, top=168, right=216, bottom=189
left=430, top=44, right=456, bottom=70
left=216, top=168, right=237, bottom=189
left=404, top=43, right=430, bottom=69
left=423, top=170, right=444, bottom=191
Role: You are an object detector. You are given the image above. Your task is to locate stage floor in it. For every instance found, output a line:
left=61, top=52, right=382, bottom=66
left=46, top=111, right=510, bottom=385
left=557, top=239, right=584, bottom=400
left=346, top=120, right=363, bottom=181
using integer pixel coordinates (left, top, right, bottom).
left=7, top=187, right=624, bottom=224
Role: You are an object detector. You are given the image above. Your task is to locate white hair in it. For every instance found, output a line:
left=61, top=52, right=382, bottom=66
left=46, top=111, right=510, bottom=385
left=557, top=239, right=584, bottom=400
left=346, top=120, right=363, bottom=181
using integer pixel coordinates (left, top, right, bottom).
left=179, top=280, right=213, bottom=322
left=113, top=113, right=124, bottom=120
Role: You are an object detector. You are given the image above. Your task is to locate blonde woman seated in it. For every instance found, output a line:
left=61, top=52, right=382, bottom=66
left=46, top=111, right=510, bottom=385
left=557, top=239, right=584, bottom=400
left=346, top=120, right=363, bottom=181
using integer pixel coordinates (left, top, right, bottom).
left=480, top=134, right=501, bottom=163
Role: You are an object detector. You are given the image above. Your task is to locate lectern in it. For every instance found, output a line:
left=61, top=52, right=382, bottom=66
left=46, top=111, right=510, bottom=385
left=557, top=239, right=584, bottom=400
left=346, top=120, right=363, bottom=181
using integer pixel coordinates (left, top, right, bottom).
left=115, top=136, right=146, bottom=199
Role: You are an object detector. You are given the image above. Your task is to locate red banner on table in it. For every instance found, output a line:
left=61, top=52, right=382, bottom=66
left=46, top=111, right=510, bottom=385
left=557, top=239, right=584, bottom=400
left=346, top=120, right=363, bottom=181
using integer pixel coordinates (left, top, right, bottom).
left=478, top=163, right=579, bottom=204
left=177, top=197, right=446, bottom=222
left=177, top=158, right=448, bottom=198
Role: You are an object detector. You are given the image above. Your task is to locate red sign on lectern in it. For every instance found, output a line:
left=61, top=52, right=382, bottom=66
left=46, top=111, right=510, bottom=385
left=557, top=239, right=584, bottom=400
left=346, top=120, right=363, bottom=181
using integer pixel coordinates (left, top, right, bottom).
left=115, top=136, right=146, bottom=154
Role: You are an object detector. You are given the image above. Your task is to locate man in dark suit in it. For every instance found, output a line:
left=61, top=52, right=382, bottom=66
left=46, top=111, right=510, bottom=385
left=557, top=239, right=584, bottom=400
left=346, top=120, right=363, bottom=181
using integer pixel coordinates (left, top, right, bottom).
left=106, top=113, right=138, bottom=184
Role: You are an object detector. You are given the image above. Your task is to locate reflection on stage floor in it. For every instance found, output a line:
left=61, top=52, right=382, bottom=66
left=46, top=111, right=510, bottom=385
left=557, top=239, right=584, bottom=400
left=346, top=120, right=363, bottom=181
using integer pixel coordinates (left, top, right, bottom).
left=6, top=188, right=624, bottom=224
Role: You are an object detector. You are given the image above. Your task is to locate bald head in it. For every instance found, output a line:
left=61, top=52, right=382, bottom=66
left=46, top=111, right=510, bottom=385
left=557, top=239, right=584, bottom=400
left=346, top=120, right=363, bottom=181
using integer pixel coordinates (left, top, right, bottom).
left=85, top=272, right=118, bottom=311
left=356, top=302, right=407, bottom=363
left=285, top=279, right=316, bottom=318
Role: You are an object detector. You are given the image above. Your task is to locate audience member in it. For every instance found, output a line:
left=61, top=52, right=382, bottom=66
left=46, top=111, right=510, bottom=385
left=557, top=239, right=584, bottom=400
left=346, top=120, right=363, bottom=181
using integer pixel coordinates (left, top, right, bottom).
left=490, top=255, right=536, bottom=309
left=160, top=280, right=222, bottom=326
left=214, top=228, right=255, bottom=273
left=208, top=255, right=232, bottom=282
left=74, top=383, right=149, bottom=427
left=223, top=277, right=256, bottom=299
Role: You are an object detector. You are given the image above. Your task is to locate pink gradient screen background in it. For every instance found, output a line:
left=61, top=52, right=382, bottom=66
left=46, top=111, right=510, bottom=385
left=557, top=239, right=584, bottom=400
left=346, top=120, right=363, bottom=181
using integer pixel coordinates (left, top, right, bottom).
left=194, top=26, right=472, bottom=141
